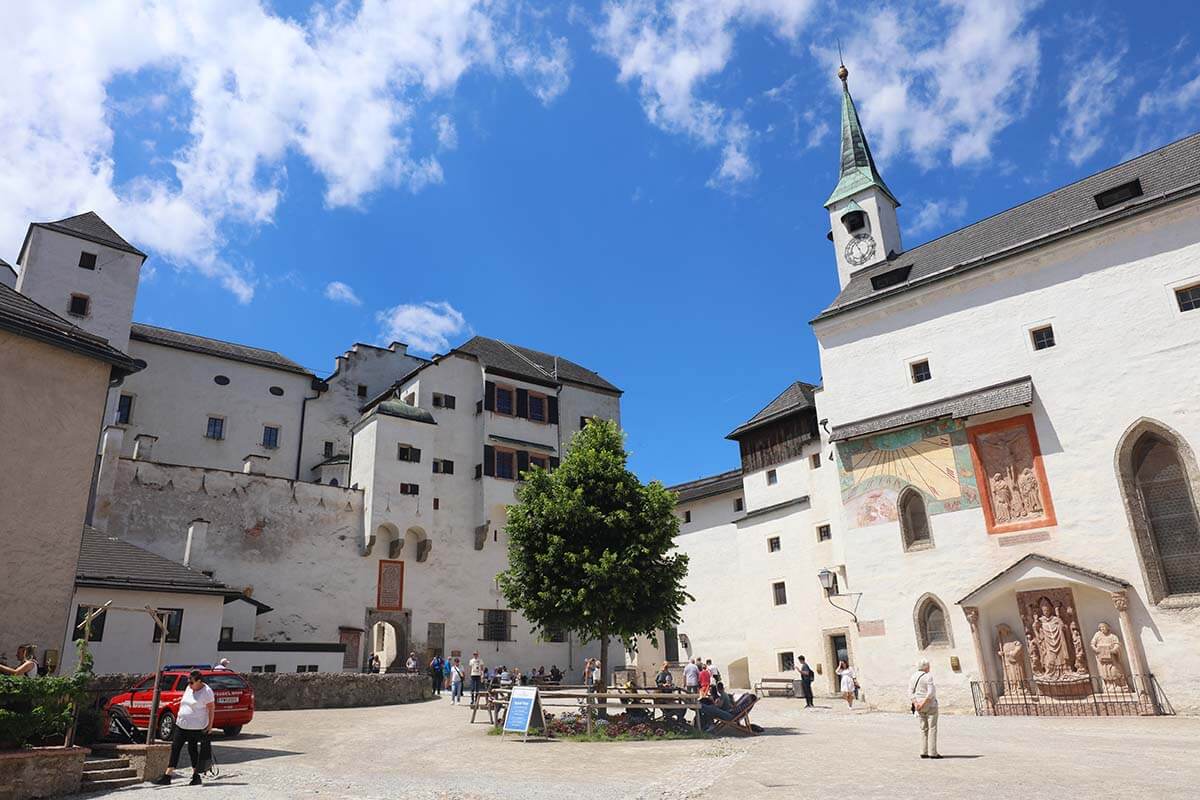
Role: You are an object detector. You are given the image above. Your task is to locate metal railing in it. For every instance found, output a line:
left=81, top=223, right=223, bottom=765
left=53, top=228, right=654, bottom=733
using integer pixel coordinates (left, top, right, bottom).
left=969, top=675, right=1174, bottom=717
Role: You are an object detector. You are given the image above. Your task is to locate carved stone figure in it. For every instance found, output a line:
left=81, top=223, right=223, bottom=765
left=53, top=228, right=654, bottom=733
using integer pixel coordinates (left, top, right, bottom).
left=973, top=419, right=1052, bottom=528
left=995, top=623, right=1028, bottom=685
left=1070, top=621, right=1087, bottom=672
left=1034, top=598, right=1074, bottom=678
left=991, top=473, right=1013, bottom=523
left=1024, top=622, right=1042, bottom=674
left=1018, top=467, right=1042, bottom=514
left=1090, top=623, right=1129, bottom=691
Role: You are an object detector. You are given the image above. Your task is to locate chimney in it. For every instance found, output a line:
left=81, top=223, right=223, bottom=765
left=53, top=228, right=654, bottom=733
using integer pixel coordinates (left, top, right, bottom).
left=242, top=454, right=270, bottom=475
left=133, top=433, right=158, bottom=461
left=184, top=518, right=209, bottom=567
left=90, top=425, right=125, bottom=531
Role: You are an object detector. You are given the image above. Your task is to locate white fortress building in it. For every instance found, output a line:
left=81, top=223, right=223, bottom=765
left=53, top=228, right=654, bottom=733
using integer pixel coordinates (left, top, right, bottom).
left=5, top=211, right=621, bottom=675
left=641, top=65, right=1200, bottom=716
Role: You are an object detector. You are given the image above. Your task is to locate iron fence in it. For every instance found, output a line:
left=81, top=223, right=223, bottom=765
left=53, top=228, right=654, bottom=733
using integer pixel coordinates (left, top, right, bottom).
left=969, top=675, right=1174, bottom=717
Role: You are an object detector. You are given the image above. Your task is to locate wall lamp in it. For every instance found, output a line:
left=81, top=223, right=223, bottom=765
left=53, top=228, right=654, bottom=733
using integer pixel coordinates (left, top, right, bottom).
left=818, top=568, right=863, bottom=625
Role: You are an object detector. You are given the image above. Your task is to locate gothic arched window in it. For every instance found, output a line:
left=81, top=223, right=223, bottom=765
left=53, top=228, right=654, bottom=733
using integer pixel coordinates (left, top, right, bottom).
left=915, top=595, right=952, bottom=649
left=1122, top=428, right=1200, bottom=598
left=899, top=487, right=933, bottom=551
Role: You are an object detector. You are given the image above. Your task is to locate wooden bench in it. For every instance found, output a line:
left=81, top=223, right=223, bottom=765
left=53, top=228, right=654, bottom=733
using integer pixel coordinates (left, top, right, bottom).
left=753, top=677, right=796, bottom=697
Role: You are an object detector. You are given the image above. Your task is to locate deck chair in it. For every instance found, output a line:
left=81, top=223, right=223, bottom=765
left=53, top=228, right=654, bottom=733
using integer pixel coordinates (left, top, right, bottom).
left=711, top=693, right=759, bottom=737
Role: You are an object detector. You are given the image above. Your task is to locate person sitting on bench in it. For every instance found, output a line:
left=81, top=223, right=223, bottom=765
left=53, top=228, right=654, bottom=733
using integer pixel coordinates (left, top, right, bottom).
left=697, top=682, right=737, bottom=732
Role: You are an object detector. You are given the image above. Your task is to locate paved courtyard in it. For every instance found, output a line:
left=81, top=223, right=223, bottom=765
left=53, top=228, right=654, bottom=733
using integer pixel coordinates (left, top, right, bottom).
left=103, top=696, right=1198, bottom=799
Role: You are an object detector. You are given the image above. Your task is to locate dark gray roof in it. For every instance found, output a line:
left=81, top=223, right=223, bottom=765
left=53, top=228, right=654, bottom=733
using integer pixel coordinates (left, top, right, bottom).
left=130, top=322, right=310, bottom=376
left=830, top=376, right=1032, bottom=442
left=668, top=469, right=743, bottom=503
left=455, top=336, right=621, bottom=394
left=958, top=553, right=1129, bottom=606
left=818, top=132, right=1200, bottom=320
left=737, top=495, right=810, bottom=522
left=727, top=381, right=818, bottom=439
left=29, top=212, right=147, bottom=259
left=76, top=527, right=229, bottom=595
left=366, top=398, right=437, bottom=424
left=0, top=283, right=141, bottom=376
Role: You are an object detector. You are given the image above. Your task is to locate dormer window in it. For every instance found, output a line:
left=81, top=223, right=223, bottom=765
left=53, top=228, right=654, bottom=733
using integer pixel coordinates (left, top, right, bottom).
left=78, top=252, right=97, bottom=270
left=841, top=209, right=867, bottom=232
left=1094, top=179, right=1143, bottom=210
left=870, top=265, right=912, bottom=291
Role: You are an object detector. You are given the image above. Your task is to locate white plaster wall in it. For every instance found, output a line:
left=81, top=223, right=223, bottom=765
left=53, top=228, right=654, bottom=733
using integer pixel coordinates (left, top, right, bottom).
left=813, top=197, right=1200, bottom=711
left=62, top=587, right=225, bottom=675
left=222, top=601, right=258, bottom=640
left=0, top=333, right=111, bottom=663
left=120, top=341, right=311, bottom=478
left=558, top=383, right=622, bottom=447
left=231, top=650, right=345, bottom=674
left=15, top=226, right=142, bottom=352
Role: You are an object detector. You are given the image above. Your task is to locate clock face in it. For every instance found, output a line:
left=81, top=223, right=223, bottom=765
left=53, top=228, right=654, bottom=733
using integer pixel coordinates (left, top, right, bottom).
left=844, top=233, right=876, bottom=266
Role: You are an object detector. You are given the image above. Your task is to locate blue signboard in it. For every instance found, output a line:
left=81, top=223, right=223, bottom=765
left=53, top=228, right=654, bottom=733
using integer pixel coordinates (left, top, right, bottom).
left=501, top=686, right=543, bottom=740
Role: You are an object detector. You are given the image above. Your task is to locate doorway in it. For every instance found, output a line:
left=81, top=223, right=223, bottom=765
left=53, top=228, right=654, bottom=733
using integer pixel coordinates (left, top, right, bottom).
left=823, top=628, right=852, bottom=694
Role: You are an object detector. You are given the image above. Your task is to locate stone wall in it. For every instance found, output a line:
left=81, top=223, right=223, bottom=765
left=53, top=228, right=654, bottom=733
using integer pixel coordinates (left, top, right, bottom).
left=0, top=746, right=86, bottom=800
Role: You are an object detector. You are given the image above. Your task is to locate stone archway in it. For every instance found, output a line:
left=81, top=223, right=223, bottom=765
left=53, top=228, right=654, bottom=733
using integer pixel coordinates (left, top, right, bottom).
left=364, top=609, right=409, bottom=673
left=405, top=525, right=430, bottom=562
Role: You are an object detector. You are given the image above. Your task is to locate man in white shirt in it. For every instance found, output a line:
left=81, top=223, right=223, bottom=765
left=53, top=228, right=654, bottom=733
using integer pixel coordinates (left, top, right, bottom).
left=909, top=658, right=941, bottom=759
left=468, top=652, right=484, bottom=704
left=212, top=658, right=232, bottom=671
left=683, top=658, right=700, bottom=692
left=155, top=670, right=215, bottom=786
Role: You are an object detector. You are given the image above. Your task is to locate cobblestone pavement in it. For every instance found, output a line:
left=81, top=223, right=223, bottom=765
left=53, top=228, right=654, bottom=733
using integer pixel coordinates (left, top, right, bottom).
left=100, top=696, right=1198, bottom=799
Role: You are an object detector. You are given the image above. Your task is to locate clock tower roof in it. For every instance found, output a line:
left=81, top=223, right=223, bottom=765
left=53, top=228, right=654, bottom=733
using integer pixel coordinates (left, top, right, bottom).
left=825, top=64, right=899, bottom=209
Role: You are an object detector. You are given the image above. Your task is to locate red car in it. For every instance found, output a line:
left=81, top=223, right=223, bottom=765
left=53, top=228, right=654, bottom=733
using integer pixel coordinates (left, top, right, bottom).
left=103, top=666, right=255, bottom=740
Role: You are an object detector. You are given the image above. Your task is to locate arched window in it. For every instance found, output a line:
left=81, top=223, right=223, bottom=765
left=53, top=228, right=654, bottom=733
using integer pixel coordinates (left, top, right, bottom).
left=915, top=595, right=952, bottom=649
left=1117, top=420, right=1200, bottom=601
left=899, top=487, right=933, bottom=551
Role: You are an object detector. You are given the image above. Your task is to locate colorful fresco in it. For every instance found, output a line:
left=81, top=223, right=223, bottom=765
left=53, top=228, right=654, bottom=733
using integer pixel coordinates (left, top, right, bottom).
left=836, top=418, right=980, bottom=528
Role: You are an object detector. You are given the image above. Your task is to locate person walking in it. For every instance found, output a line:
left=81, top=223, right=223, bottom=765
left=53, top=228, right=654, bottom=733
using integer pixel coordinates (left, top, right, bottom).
left=583, top=658, right=594, bottom=688
left=450, top=658, right=465, bottom=705
left=442, top=656, right=452, bottom=691
left=468, top=652, right=484, bottom=704
left=910, top=658, right=941, bottom=759
left=706, top=659, right=721, bottom=685
left=797, top=655, right=815, bottom=708
left=683, top=658, right=700, bottom=693
left=154, top=670, right=214, bottom=786
left=429, top=655, right=443, bottom=695
left=836, top=660, right=857, bottom=708
left=698, top=660, right=712, bottom=695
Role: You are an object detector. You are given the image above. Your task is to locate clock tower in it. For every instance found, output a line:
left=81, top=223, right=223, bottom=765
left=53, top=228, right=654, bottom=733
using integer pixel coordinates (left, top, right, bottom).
left=825, top=64, right=902, bottom=289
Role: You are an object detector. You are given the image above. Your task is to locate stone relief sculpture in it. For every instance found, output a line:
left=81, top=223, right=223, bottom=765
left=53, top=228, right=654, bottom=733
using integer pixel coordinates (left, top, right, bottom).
left=994, top=623, right=1028, bottom=685
left=1070, top=620, right=1087, bottom=673
left=969, top=416, right=1055, bottom=532
left=1016, top=587, right=1091, bottom=698
left=1024, top=622, right=1042, bottom=674
left=1090, top=623, right=1129, bottom=691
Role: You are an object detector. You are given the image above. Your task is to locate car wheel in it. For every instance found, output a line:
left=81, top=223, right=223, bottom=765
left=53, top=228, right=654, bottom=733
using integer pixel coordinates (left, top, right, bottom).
left=222, top=726, right=242, bottom=738
left=156, top=711, right=175, bottom=741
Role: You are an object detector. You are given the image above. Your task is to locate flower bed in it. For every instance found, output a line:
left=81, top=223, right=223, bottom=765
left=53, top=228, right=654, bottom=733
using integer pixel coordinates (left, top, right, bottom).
left=536, top=711, right=706, bottom=741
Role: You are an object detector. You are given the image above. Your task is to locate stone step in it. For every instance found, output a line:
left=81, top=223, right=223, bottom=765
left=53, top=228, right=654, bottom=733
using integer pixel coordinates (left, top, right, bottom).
left=82, top=766, right=139, bottom=781
left=82, top=757, right=131, bottom=771
left=77, top=776, right=144, bottom=792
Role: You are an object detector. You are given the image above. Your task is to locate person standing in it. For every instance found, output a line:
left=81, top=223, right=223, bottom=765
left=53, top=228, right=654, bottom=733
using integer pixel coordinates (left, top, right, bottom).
left=429, top=655, right=443, bottom=695
left=797, top=655, right=815, bottom=708
left=450, top=658, right=465, bottom=705
left=442, top=656, right=452, bottom=691
left=706, top=659, right=721, bottom=685
left=683, top=658, right=700, bottom=693
left=698, top=661, right=712, bottom=695
left=468, top=652, right=484, bottom=704
left=154, top=670, right=214, bottom=786
left=583, top=658, right=594, bottom=688
left=0, top=645, right=38, bottom=676
left=212, top=658, right=232, bottom=671
left=836, top=660, right=857, bottom=708
left=910, top=658, right=941, bottom=759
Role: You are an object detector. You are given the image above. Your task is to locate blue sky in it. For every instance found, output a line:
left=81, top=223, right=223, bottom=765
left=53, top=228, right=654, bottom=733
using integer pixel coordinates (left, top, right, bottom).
left=4, top=0, right=1200, bottom=484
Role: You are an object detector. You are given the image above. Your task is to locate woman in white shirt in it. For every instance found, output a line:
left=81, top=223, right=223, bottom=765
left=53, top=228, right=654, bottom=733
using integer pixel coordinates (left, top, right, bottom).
left=0, top=644, right=38, bottom=676
left=836, top=660, right=857, bottom=708
left=155, top=670, right=215, bottom=786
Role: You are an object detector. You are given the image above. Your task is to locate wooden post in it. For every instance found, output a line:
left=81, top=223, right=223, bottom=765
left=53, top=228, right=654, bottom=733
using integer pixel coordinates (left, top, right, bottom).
left=146, top=609, right=168, bottom=746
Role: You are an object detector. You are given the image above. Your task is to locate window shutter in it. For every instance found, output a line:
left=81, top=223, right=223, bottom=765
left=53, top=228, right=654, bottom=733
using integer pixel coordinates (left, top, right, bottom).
left=549, top=456, right=560, bottom=470
left=432, top=461, right=441, bottom=474
left=548, top=396, right=559, bottom=424
left=483, top=445, right=495, bottom=477
left=445, top=395, right=456, bottom=409
left=411, top=483, right=419, bottom=495
left=484, top=381, right=496, bottom=411
left=517, top=450, right=530, bottom=474
left=516, top=388, right=529, bottom=418
left=411, top=447, right=421, bottom=463
left=474, top=464, right=483, bottom=480
left=444, top=460, right=454, bottom=475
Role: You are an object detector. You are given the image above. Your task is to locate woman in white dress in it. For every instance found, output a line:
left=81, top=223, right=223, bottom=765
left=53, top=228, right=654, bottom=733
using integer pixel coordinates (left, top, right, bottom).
left=836, top=660, right=857, bottom=708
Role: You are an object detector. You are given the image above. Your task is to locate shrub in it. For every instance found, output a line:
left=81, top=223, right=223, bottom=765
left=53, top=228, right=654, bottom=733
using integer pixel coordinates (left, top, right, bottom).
left=0, top=640, right=93, bottom=749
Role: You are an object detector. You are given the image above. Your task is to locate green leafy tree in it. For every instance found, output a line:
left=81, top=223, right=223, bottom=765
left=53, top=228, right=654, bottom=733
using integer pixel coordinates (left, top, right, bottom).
left=499, top=419, right=690, bottom=693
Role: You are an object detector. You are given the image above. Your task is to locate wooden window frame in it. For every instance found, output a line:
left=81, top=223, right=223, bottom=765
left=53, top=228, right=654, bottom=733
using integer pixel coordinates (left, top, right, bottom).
left=68, top=293, right=90, bottom=318
left=73, top=606, right=106, bottom=642
left=494, top=447, right=516, bottom=480
left=734, top=497, right=744, bottom=512
left=152, top=608, right=184, bottom=643
left=494, top=384, right=515, bottom=416
left=772, top=581, right=788, bottom=606
left=527, top=391, right=548, bottom=423
left=205, top=416, right=225, bottom=441
left=1029, top=325, right=1056, bottom=351
left=766, top=469, right=778, bottom=485
left=116, top=393, right=134, bottom=425
left=261, top=425, right=281, bottom=450
left=78, top=251, right=97, bottom=270
left=1175, top=283, right=1200, bottom=313
left=767, top=536, right=781, bottom=553
left=910, top=359, right=932, bottom=384
left=816, top=523, right=832, bottom=542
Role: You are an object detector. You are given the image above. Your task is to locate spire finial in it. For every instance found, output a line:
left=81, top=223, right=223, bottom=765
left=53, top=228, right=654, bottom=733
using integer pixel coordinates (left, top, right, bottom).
left=837, top=40, right=848, bottom=84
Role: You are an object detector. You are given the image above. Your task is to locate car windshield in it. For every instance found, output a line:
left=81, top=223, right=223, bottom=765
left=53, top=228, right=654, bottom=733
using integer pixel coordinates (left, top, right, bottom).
left=203, top=674, right=248, bottom=691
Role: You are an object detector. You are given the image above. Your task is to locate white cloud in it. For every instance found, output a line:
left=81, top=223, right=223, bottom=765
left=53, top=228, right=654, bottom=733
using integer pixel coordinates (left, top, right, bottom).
left=1059, top=48, right=1127, bottom=166
left=376, top=300, right=470, bottom=353
left=435, top=114, right=459, bottom=150
left=825, top=0, right=1041, bottom=170
left=595, top=0, right=817, bottom=191
left=0, top=1, right=568, bottom=302
left=324, top=281, right=362, bottom=305
left=908, top=198, right=967, bottom=237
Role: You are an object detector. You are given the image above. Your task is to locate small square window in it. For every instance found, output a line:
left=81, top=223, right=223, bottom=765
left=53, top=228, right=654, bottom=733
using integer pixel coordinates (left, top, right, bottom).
left=72, top=607, right=106, bottom=642
left=910, top=360, right=932, bottom=383
left=263, top=664, right=276, bottom=673
left=1030, top=325, right=1056, bottom=351
left=357, top=384, right=368, bottom=398
left=810, top=453, right=821, bottom=469
left=152, top=608, right=184, bottom=643
left=206, top=417, right=225, bottom=440
left=772, top=581, right=788, bottom=606
left=766, top=469, right=778, bottom=485
left=220, top=627, right=234, bottom=642
left=323, top=441, right=334, bottom=458
left=734, top=497, right=744, bottom=512
left=433, top=498, right=440, bottom=510
left=1175, top=284, right=1200, bottom=313
left=262, top=425, right=280, bottom=449
left=116, top=394, right=134, bottom=425
left=817, top=524, right=832, bottom=542
left=397, top=445, right=421, bottom=463
left=495, top=387, right=514, bottom=415
left=78, top=252, right=97, bottom=270
left=683, top=510, right=692, bottom=524
left=778, top=652, right=795, bottom=671
left=68, top=294, right=90, bottom=317
left=768, top=536, right=781, bottom=553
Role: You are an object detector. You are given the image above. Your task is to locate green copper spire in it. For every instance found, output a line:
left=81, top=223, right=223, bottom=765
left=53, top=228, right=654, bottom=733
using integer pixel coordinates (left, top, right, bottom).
left=824, top=64, right=899, bottom=209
